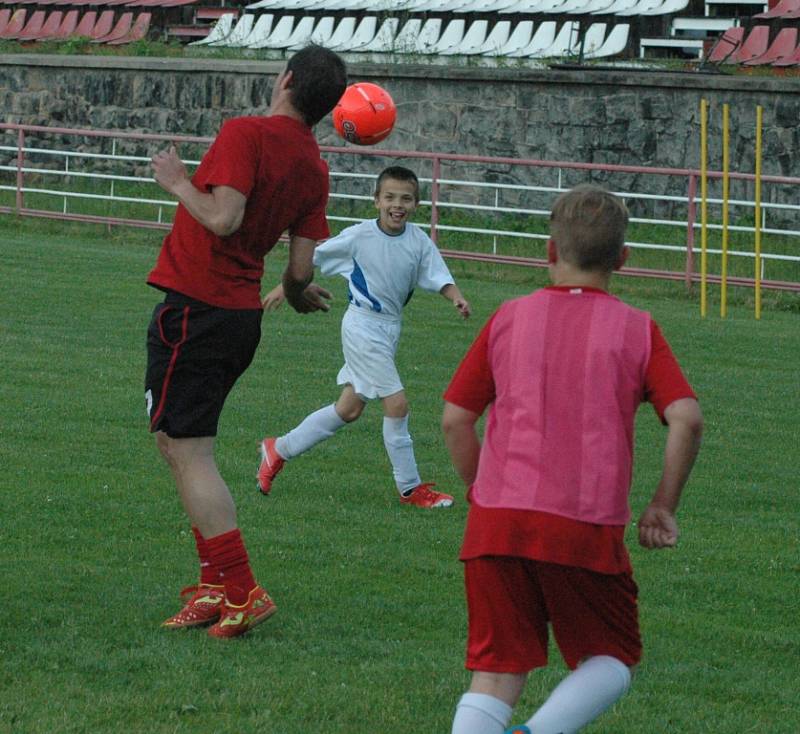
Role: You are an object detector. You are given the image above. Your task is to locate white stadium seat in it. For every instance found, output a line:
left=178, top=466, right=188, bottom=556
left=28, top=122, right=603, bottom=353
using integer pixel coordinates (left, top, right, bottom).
left=330, top=15, right=376, bottom=50
left=427, top=18, right=466, bottom=53
left=215, top=13, right=253, bottom=46
left=352, top=17, right=399, bottom=52
left=530, top=20, right=579, bottom=57
left=583, top=22, right=629, bottom=57
left=248, top=14, right=293, bottom=48
left=505, top=19, right=555, bottom=56
left=445, top=19, right=491, bottom=54
left=188, top=11, right=234, bottom=45
left=489, top=20, right=534, bottom=55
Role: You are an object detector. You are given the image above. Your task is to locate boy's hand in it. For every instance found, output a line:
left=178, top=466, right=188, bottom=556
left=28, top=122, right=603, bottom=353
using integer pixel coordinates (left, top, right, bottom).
left=454, top=298, right=471, bottom=319
left=637, top=504, right=679, bottom=549
left=261, top=284, right=285, bottom=310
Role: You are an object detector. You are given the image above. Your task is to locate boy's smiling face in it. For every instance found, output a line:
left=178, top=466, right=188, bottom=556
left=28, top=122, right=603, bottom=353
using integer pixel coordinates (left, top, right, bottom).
left=374, top=178, right=418, bottom=235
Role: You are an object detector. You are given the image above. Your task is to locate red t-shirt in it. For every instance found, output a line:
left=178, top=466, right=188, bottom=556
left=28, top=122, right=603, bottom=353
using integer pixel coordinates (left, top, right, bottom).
left=444, top=286, right=697, bottom=574
left=148, top=115, right=331, bottom=309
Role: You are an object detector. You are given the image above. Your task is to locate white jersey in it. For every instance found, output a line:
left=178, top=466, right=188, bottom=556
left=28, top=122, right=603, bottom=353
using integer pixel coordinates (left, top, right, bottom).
left=313, top=219, right=454, bottom=321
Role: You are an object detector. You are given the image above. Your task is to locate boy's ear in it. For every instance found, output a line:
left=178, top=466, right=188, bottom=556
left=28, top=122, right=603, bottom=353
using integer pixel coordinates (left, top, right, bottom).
left=547, top=239, right=558, bottom=264
left=615, top=245, right=630, bottom=271
left=280, top=69, right=293, bottom=90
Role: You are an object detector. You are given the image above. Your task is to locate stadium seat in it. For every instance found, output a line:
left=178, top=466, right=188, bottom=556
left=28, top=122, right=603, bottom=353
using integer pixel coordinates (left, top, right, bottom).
left=641, top=0, right=689, bottom=14
left=352, top=17, right=399, bottom=52
left=106, top=11, right=150, bottom=43
left=593, top=0, right=638, bottom=13
left=69, top=11, right=96, bottom=37
left=754, top=0, right=800, bottom=17
left=427, top=18, right=465, bottom=53
left=42, top=9, right=79, bottom=40
left=12, top=10, right=45, bottom=41
left=237, top=12, right=273, bottom=45
left=188, top=11, right=234, bottom=45
left=329, top=15, right=375, bottom=50
left=533, top=20, right=579, bottom=56
left=770, top=36, right=800, bottom=65
left=91, top=12, right=133, bottom=43
left=456, top=0, right=520, bottom=10
left=248, top=14, right=293, bottom=48
left=442, top=18, right=488, bottom=54
left=584, top=22, right=629, bottom=57
left=568, top=0, right=616, bottom=13
left=323, top=16, right=356, bottom=50
left=0, top=9, right=11, bottom=34
left=281, top=15, right=321, bottom=49
left=742, top=26, right=797, bottom=64
left=219, top=12, right=254, bottom=46
left=24, top=10, right=63, bottom=40
left=88, top=10, right=114, bottom=39
left=731, top=24, right=769, bottom=62
left=488, top=20, right=533, bottom=54
left=505, top=19, right=556, bottom=55
left=707, top=26, right=744, bottom=62
left=578, top=21, right=607, bottom=55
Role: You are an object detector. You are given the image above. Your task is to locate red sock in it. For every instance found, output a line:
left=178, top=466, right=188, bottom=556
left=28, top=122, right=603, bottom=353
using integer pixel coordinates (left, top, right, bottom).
left=205, top=529, right=258, bottom=606
left=192, top=526, right=222, bottom=586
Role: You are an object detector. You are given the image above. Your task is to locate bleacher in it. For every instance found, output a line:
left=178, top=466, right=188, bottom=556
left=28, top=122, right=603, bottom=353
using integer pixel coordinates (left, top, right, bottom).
left=0, top=0, right=795, bottom=64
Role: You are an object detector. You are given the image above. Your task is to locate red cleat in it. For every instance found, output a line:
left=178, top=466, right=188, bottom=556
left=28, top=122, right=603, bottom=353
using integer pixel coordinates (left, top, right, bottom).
left=162, top=584, right=225, bottom=629
left=399, top=483, right=454, bottom=509
left=207, top=585, right=277, bottom=639
left=257, top=437, right=285, bottom=495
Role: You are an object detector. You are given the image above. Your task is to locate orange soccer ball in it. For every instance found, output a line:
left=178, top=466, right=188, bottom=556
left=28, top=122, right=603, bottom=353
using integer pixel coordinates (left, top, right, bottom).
left=333, top=82, right=397, bottom=146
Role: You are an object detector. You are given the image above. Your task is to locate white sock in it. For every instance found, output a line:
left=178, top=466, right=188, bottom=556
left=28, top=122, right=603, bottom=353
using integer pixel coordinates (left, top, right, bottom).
left=276, top=404, right=347, bottom=460
left=526, top=655, right=631, bottom=734
left=452, top=692, right=512, bottom=734
left=382, top=414, right=421, bottom=494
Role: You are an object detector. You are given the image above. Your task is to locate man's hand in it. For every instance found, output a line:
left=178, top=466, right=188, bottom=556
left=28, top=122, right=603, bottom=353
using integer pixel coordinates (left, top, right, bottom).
left=638, top=503, right=679, bottom=549
left=288, top=283, right=332, bottom=314
left=151, top=145, right=189, bottom=196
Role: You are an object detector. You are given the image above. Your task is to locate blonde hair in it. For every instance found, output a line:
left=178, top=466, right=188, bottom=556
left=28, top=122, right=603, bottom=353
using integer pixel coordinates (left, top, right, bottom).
left=550, top=184, right=629, bottom=272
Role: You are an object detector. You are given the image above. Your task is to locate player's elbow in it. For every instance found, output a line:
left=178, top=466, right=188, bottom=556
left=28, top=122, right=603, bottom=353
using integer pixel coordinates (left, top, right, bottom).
left=442, top=403, right=476, bottom=436
left=666, top=398, right=704, bottom=442
left=210, top=211, right=243, bottom=237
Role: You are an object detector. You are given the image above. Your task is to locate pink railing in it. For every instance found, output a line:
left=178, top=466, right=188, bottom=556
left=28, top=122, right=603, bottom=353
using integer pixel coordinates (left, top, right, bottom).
left=2, top=123, right=799, bottom=292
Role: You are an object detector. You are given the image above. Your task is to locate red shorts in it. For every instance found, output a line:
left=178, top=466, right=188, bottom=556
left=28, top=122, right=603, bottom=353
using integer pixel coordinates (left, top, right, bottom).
left=464, top=557, right=642, bottom=673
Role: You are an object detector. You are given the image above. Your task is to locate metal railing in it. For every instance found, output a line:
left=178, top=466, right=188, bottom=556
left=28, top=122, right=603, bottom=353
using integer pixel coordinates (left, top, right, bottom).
left=2, top=122, right=798, bottom=292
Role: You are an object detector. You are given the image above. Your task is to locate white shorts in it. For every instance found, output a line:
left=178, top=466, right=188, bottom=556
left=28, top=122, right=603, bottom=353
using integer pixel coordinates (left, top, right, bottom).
left=337, top=307, right=403, bottom=400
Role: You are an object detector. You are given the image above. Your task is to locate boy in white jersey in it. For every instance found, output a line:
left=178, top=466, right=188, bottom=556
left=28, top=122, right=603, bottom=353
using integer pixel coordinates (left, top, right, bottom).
left=257, top=165, right=471, bottom=508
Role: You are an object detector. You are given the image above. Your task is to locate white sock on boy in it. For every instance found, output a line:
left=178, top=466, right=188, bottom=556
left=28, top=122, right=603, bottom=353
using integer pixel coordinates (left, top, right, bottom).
left=525, top=655, right=631, bottom=734
left=382, top=414, right=421, bottom=494
left=451, top=692, right=512, bottom=734
left=276, top=404, right=346, bottom=460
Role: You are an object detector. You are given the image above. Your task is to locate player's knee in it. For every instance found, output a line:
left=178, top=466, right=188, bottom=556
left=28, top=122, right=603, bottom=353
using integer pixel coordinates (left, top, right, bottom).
left=155, top=431, right=178, bottom=466
left=336, top=400, right=364, bottom=423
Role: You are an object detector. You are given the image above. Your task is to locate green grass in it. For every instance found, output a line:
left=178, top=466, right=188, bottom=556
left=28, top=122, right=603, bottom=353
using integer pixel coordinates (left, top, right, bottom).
left=0, top=215, right=798, bottom=734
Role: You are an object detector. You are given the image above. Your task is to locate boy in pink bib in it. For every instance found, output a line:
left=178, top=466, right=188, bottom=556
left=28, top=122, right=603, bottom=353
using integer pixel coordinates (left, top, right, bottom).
left=443, top=185, right=703, bottom=734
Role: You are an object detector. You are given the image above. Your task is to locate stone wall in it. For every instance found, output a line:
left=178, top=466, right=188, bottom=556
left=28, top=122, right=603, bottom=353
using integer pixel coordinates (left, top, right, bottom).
left=1, top=54, right=798, bottom=217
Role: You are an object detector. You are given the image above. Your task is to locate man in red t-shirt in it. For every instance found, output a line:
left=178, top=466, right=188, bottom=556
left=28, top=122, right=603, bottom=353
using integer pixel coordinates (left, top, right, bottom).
left=145, top=45, right=347, bottom=639
left=443, top=185, right=704, bottom=734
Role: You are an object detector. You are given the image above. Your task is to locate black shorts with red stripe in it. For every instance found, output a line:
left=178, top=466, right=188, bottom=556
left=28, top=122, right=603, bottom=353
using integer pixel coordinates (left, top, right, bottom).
left=145, top=290, right=261, bottom=438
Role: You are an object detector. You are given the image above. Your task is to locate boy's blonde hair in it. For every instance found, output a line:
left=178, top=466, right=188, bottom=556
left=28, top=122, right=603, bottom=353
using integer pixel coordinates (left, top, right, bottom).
left=550, top=184, right=629, bottom=272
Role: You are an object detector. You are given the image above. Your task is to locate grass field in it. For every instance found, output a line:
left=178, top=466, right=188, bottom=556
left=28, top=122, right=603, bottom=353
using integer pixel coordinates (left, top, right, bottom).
left=0, top=215, right=798, bottom=734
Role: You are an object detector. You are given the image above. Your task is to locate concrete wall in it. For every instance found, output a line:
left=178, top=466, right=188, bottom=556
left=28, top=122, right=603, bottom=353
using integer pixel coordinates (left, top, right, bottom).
left=1, top=54, right=798, bottom=213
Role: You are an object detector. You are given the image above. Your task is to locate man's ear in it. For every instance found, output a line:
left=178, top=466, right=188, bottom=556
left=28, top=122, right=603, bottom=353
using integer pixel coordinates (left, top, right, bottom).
left=547, top=239, right=558, bottom=264
left=615, top=245, right=630, bottom=271
left=280, top=69, right=293, bottom=91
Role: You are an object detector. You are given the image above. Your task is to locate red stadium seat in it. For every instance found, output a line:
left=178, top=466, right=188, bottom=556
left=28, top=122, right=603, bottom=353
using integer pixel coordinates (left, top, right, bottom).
left=28, top=10, right=64, bottom=39
left=754, top=0, right=800, bottom=16
left=770, top=37, right=800, bottom=65
left=0, top=9, right=11, bottom=33
left=0, top=8, right=25, bottom=38
left=88, top=9, right=114, bottom=38
left=106, top=10, right=150, bottom=43
left=91, top=10, right=132, bottom=42
left=742, top=26, right=797, bottom=64
left=12, top=9, right=45, bottom=40
left=70, top=10, right=97, bottom=36
left=732, top=25, right=770, bottom=63
left=39, top=8, right=78, bottom=39
left=707, top=26, right=744, bottom=63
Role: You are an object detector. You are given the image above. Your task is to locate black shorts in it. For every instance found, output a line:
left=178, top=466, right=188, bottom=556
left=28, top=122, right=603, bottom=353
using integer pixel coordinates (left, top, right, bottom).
left=145, top=291, right=261, bottom=438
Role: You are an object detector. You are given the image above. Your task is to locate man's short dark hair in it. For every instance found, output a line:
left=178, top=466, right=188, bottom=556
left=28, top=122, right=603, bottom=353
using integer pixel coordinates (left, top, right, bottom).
left=286, top=45, right=347, bottom=127
left=374, top=166, right=420, bottom=202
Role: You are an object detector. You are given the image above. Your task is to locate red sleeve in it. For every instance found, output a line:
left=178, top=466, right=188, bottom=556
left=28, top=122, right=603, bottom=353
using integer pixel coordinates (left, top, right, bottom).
left=443, top=313, right=497, bottom=414
left=645, top=320, right=697, bottom=423
left=197, top=120, right=257, bottom=197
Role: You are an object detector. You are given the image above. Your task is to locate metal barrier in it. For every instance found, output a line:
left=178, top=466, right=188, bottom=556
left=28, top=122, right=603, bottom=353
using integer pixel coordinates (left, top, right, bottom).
left=2, top=122, right=798, bottom=293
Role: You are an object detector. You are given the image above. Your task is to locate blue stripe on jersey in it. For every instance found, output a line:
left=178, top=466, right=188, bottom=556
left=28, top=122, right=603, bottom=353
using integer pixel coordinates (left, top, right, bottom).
left=350, top=258, right=382, bottom=312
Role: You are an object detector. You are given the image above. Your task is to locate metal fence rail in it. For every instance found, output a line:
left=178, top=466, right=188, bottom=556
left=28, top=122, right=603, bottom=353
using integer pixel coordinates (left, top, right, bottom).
left=2, top=123, right=798, bottom=292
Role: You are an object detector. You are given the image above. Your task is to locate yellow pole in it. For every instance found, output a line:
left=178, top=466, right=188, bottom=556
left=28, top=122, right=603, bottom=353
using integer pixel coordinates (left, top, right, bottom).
left=721, top=104, right=729, bottom=318
left=700, top=99, right=708, bottom=318
left=754, top=105, right=763, bottom=320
